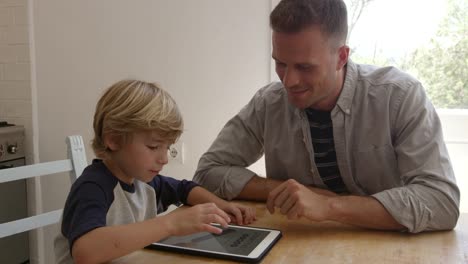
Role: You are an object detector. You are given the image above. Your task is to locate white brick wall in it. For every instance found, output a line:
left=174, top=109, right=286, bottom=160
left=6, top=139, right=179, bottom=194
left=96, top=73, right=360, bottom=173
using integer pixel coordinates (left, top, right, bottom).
left=0, top=1, right=32, bottom=164
left=5, top=25, right=28, bottom=43
left=0, top=27, right=7, bottom=43
left=0, top=45, right=17, bottom=62
left=13, top=6, right=27, bottom=25
left=0, top=2, right=35, bottom=263
left=0, top=80, right=30, bottom=99
left=15, top=44, right=29, bottom=62
left=4, top=63, right=30, bottom=80
left=0, top=7, right=10, bottom=26
left=0, top=0, right=28, bottom=7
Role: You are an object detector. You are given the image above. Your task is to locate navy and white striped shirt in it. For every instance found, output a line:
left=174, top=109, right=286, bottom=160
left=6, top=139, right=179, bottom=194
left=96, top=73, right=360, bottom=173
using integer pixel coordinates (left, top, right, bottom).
left=305, top=108, right=348, bottom=193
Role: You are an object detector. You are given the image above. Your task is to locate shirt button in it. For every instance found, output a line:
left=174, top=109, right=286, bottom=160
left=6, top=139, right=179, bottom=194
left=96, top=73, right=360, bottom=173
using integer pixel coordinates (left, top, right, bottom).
left=345, top=109, right=350, bottom=114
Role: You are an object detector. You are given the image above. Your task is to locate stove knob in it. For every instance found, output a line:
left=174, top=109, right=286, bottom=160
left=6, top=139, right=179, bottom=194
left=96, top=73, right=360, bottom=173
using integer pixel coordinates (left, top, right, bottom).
left=7, top=144, right=17, bottom=154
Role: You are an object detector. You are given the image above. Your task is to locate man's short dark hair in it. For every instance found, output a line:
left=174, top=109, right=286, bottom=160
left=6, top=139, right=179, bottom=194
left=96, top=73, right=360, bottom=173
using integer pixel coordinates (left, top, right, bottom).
left=270, top=0, right=348, bottom=44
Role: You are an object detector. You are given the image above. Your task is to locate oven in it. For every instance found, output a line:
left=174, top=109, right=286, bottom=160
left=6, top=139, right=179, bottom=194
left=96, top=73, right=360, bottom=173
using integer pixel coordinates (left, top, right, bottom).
left=0, top=123, right=28, bottom=264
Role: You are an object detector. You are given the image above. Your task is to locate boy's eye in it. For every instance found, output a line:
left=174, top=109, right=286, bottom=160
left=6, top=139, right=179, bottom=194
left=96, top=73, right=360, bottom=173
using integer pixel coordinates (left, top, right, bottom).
left=147, top=145, right=159, bottom=150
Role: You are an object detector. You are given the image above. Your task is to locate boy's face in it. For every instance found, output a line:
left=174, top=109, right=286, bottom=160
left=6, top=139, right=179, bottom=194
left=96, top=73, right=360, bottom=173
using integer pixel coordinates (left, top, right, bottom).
left=105, top=130, right=170, bottom=184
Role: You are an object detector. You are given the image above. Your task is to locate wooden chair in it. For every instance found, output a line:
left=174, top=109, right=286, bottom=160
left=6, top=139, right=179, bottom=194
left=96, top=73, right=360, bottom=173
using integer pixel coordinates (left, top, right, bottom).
left=0, top=135, right=87, bottom=238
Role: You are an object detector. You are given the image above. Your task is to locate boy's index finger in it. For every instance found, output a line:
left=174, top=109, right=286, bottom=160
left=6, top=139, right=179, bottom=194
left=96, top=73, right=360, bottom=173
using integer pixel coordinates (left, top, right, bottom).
left=216, top=206, right=231, bottom=223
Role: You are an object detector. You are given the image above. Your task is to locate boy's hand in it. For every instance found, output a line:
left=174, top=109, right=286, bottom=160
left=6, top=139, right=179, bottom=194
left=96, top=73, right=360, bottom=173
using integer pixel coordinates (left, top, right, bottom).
left=218, top=202, right=256, bottom=225
left=165, top=203, right=230, bottom=236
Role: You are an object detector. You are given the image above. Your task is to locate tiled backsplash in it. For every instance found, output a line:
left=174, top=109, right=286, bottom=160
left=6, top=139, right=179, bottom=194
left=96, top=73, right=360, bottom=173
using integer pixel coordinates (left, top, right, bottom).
left=0, top=0, right=32, bottom=164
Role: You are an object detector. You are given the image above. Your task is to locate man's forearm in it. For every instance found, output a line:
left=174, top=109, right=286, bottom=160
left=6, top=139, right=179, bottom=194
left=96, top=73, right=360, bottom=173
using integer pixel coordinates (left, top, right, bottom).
left=237, top=176, right=338, bottom=201
left=239, top=176, right=403, bottom=230
left=236, top=176, right=282, bottom=201
left=258, top=178, right=405, bottom=230
left=326, top=195, right=405, bottom=230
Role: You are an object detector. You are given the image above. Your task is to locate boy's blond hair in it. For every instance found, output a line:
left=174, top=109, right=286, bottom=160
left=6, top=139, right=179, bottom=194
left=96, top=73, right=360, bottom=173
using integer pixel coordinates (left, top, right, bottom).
left=92, top=79, right=183, bottom=158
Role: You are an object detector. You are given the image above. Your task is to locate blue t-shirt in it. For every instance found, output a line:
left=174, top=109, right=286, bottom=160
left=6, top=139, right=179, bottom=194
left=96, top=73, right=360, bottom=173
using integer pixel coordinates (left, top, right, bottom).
left=54, top=159, right=198, bottom=264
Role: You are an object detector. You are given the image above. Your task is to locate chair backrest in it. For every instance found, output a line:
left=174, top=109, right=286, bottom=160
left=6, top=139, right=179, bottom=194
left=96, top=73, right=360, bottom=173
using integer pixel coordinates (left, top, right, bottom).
left=0, top=135, right=87, bottom=238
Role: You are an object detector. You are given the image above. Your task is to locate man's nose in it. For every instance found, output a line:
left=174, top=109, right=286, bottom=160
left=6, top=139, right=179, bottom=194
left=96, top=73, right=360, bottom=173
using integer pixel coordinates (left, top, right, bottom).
left=282, top=68, right=300, bottom=88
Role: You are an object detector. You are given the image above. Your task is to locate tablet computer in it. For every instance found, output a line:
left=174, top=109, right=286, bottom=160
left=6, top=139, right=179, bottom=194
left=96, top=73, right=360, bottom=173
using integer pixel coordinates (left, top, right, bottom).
left=146, top=224, right=282, bottom=263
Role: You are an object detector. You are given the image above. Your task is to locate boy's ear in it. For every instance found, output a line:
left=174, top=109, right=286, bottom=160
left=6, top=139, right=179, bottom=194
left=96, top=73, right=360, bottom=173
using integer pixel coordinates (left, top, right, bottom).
left=103, top=133, right=121, bottom=151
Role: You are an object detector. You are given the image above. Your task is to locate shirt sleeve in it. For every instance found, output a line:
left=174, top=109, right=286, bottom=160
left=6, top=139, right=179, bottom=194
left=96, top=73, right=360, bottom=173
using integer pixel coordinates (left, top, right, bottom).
left=61, top=182, right=110, bottom=251
left=193, top=90, right=266, bottom=200
left=372, top=81, right=460, bottom=233
left=151, top=175, right=199, bottom=213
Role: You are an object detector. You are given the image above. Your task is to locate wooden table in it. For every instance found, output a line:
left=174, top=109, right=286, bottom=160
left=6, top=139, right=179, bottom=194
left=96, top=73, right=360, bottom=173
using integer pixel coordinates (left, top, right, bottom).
left=111, top=202, right=468, bottom=263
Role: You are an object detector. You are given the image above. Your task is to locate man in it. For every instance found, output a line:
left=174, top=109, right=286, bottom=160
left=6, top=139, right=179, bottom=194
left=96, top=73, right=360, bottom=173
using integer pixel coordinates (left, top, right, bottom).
left=193, top=0, right=459, bottom=233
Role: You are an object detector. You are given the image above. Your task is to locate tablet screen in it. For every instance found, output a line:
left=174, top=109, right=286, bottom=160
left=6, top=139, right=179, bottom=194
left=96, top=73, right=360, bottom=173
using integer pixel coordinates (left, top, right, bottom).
left=160, top=226, right=269, bottom=255
left=147, top=224, right=282, bottom=262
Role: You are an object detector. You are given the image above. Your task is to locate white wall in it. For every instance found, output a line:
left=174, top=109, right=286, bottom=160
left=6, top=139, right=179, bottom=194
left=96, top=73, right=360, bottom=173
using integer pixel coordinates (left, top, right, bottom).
left=31, top=0, right=271, bottom=263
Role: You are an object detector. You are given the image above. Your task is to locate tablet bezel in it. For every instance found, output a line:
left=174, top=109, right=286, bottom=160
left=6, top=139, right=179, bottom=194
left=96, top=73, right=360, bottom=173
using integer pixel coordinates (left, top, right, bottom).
left=146, top=224, right=282, bottom=263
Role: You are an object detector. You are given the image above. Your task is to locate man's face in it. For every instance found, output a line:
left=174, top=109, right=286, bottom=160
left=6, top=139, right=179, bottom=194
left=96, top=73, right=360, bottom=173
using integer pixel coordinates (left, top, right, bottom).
left=272, top=26, right=348, bottom=110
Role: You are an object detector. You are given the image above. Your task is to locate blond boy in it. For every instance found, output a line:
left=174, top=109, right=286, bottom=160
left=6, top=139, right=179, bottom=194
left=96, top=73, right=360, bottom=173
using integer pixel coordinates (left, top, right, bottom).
left=54, top=80, right=256, bottom=264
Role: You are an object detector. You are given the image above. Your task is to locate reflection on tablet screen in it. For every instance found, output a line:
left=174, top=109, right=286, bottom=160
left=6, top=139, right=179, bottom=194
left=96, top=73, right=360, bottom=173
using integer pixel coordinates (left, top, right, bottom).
left=158, top=227, right=269, bottom=255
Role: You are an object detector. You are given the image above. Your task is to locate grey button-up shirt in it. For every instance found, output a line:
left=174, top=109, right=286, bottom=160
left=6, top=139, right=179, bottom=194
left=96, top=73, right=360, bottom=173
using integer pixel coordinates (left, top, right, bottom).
left=194, top=60, right=460, bottom=233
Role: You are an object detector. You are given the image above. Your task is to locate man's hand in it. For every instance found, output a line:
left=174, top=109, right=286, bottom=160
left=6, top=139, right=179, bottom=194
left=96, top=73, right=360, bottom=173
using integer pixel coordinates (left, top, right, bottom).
left=266, top=179, right=331, bottom=221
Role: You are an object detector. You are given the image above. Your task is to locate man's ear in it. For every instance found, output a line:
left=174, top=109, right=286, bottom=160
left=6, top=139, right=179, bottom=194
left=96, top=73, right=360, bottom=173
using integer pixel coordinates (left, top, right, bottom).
left=103, top=133, right=121, bottom=151
left=336, top=45, right=350, bottom=70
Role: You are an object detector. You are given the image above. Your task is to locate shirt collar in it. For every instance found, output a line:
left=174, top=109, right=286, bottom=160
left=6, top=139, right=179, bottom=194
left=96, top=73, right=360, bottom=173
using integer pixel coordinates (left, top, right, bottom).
left=334, top=59, right=358, bottom=116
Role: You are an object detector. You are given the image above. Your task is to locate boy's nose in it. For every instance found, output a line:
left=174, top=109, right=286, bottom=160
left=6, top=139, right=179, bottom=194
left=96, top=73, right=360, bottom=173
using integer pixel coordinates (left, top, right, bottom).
left=159, top=151, right=169, bottom=165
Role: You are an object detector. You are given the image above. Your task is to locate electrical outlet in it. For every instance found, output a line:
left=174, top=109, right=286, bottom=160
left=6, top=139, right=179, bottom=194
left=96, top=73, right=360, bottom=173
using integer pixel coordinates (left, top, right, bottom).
left=168, top=141, right=184, bottom=164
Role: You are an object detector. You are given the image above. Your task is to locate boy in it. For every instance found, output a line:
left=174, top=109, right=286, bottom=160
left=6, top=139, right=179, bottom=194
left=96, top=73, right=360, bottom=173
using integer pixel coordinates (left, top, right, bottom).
left=54, top=80, right=256, bottom=264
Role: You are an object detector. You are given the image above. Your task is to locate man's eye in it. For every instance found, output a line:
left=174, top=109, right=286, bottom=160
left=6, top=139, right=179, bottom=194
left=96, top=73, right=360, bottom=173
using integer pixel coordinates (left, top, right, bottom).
left=148, top=146, right=159, bottom=150
left=275, top=61, right=286, bottom=67
left=297, top=65, right=311, bottom=71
